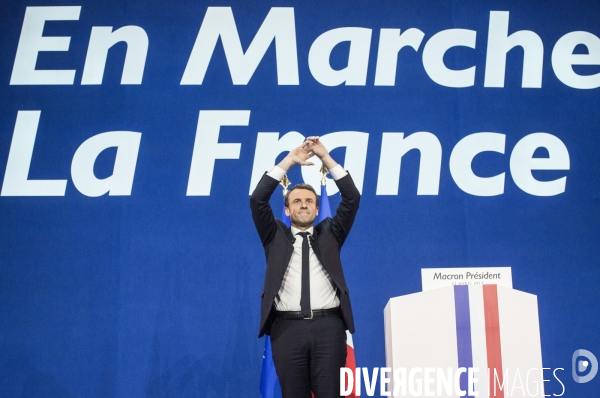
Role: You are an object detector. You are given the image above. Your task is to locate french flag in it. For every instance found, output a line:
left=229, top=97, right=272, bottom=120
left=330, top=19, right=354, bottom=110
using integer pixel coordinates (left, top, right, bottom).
left=385, top=284, right=545, bottom=398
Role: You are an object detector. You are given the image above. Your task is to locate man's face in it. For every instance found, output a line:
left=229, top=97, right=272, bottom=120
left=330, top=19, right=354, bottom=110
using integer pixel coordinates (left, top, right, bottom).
left=285, top=189, right=319, bottom=230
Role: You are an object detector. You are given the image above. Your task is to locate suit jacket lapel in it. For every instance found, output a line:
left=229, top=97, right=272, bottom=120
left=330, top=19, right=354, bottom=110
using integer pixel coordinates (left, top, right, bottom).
left=282, top=226, right=295, bottom=273
left=309, top=229, right=322, bottom=263
left=284, top=226, right=295, bottom=244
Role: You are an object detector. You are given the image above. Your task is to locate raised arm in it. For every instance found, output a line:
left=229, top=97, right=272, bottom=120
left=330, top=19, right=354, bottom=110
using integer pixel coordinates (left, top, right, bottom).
left=304, top=136, right=338, bottom=171
left=250, top=141, right=316, bottom=246
left=330, top=173, right=360, bottom=246
left=306, top=136, right=360, bottom=245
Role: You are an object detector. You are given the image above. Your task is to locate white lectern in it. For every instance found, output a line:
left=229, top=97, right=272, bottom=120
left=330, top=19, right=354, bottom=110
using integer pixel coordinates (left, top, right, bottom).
left=384, top=284, right=544, bottom=397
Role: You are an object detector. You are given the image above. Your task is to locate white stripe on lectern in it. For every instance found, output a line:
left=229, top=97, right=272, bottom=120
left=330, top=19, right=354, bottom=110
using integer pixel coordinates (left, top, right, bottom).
left=469, top=285, right=489, bottom=398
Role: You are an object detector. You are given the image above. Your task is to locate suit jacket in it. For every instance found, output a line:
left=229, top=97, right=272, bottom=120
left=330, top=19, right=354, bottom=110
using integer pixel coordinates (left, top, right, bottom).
left=250, top=172, right=360, bottom=337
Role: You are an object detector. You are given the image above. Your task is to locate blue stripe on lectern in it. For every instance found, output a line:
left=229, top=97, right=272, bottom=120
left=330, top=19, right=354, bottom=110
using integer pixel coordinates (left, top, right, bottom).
left=454, top=285, right=474, bottom=397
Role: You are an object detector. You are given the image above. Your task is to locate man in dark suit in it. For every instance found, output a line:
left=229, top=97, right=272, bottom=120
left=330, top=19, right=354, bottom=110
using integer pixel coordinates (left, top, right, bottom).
left=250, top=137, right=360, bottom=398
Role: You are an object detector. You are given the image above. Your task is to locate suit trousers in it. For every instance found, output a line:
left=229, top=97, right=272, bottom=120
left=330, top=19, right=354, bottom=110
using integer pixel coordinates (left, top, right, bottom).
left=270, top=314, right=347, bottom=398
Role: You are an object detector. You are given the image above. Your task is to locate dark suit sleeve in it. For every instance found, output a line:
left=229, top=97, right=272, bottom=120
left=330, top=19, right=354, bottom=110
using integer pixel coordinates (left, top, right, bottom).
left=250, top=173, right=281, bottom=247
left=330, top=173, right=360, bottom=246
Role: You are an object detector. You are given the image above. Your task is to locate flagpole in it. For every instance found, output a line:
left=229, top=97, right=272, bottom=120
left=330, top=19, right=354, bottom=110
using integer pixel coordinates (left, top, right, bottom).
left=280, top=174, right=290, bottom=195
left=319, top=164, right=328, bottom=186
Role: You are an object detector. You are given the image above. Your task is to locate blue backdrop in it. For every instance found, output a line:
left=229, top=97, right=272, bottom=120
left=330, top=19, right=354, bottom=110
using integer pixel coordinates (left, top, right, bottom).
left=1, top=1, right=599, bottom=397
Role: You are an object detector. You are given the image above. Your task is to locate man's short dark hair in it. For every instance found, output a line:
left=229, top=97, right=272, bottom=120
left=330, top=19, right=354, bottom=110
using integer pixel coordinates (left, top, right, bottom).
left=284, top=183, right=320, bottom=208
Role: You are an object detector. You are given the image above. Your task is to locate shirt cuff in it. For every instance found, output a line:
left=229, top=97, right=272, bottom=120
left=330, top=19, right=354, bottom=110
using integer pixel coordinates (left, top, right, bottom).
left=328, top=164, right=347, bottom=181
left=267, top=166, right=287, bottom=181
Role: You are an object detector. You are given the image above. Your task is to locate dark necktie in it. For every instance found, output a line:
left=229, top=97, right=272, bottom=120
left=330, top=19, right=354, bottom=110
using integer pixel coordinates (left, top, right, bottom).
left=297, top=232, right=311, bottom=317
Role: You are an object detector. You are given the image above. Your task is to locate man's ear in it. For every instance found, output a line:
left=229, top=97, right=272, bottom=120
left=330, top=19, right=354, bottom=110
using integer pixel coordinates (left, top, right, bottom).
left=315, top=207, right=319, bottom=216
left=284, top=207, right=290, bottom=217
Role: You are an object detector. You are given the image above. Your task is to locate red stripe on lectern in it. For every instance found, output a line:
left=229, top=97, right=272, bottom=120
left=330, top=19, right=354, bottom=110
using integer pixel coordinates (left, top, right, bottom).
left=483, top=285, right=504, bottom=398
